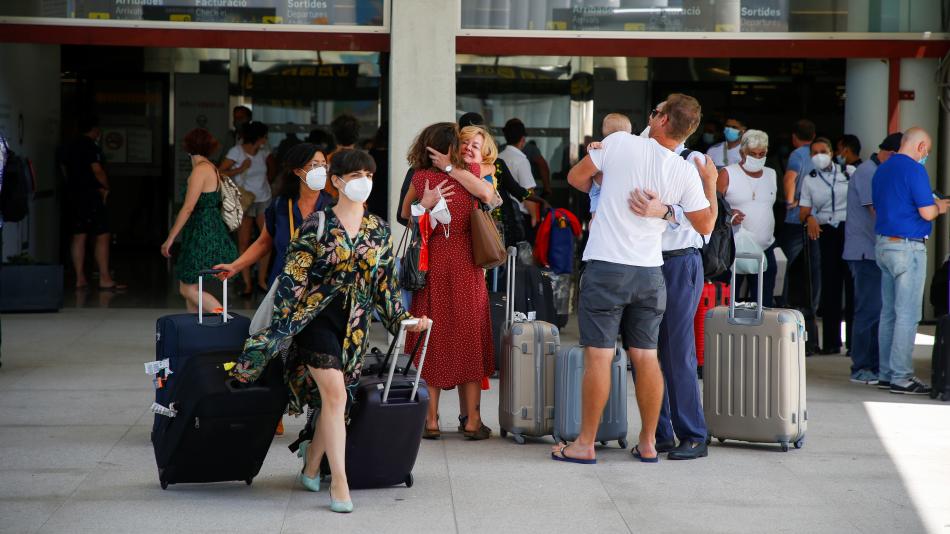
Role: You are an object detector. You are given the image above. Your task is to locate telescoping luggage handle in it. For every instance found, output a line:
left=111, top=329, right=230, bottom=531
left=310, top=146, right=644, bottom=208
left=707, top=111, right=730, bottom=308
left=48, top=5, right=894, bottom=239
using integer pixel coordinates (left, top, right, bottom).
left=728, top=252, right=765, bottom=326
left=196, top=269, right=229, bottom=325
left=506, top=246, right=517, bottom=327
left=382, top=319, right=433, bottom=404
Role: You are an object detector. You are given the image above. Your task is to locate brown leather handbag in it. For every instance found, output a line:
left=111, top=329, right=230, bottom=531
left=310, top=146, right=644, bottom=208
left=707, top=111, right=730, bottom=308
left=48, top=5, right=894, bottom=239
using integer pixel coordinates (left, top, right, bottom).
left=470, top=200, right=506, bottom=269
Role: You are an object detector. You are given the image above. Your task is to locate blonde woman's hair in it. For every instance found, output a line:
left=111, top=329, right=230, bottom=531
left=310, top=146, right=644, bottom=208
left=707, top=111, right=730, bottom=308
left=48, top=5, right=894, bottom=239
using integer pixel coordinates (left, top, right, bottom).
left=460, top=125, right=498, bottom=165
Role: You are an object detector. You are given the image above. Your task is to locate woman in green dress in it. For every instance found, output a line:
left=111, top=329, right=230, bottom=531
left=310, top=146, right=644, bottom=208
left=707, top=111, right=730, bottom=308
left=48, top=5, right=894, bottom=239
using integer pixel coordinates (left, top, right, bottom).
left=230, top=149, right=431, bottom=513
left=161, top=128, right=238, bottom=311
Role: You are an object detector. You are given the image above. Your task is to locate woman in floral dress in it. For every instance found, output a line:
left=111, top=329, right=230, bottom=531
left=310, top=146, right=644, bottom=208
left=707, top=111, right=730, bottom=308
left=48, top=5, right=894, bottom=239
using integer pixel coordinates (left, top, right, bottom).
left=230, top=149, right=431, bottom=513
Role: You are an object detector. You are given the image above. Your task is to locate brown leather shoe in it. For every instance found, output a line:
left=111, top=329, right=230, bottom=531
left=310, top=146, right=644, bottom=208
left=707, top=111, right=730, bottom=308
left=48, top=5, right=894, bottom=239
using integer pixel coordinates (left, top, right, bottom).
left=463, top=424, right=492, bottom=441
left=422, top=427, right=441, bottom=440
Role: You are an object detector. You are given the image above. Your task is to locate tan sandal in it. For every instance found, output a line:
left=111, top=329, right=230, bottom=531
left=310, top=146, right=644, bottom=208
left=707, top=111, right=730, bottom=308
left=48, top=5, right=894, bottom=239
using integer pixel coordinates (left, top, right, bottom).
left=463, top=424, right=492, bottom=441
left=423, top=427, right=441, bottom=440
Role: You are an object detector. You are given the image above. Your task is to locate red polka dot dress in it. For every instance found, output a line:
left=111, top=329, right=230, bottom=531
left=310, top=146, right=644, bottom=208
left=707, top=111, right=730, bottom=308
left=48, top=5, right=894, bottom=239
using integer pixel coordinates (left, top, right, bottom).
left=408, top=165, right=495, bottom=389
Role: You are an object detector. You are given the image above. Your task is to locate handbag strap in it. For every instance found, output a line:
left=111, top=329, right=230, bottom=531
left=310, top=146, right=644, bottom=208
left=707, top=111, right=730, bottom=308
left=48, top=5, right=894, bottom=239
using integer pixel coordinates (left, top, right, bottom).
left=288, top=198, right=297, bottom=239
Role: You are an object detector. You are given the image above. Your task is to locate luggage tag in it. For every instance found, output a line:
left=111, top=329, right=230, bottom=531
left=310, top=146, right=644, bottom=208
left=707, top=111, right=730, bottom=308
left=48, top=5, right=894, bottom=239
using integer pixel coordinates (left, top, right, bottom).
left=150, top=402, right=177, bottom=418
left=144, top=359, right=172, bottom=376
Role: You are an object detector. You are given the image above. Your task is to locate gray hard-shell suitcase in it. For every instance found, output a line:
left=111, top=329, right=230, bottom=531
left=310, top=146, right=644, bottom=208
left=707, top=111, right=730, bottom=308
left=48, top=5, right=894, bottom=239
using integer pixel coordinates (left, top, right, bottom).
left=499, top=247, right=560, bottom=444
left=553, top=345, right=628, bottom=448
left=703, top=253, right=807, bottom=452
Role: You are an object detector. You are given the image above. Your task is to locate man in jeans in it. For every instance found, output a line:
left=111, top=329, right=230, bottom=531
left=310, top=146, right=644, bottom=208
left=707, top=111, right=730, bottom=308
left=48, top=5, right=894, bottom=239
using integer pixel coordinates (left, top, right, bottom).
left=872, top=127, right=949, bottom=394
left=842, top=132, right=901, bottom=385
left=553, top=94, right=718, bottom=464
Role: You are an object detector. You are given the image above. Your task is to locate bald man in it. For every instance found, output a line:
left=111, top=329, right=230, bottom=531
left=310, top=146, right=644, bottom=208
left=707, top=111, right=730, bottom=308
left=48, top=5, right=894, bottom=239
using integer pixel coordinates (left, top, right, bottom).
left=871, top=127, right=949, bottom=395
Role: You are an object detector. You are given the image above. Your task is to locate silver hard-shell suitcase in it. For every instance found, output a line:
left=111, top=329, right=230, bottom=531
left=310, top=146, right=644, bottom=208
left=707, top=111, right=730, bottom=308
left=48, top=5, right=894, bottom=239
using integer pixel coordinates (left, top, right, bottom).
left=553, top=345, right=628, bottom=448
left=499, top=248, right=560, bottom=444
left=703, top=253, right=807, bottom=452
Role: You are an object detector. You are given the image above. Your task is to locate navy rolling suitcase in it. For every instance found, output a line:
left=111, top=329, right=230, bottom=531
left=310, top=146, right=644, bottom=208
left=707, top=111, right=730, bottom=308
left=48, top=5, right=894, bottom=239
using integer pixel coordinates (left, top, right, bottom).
left=148, top=270, right=287, bottom=489
left=344, top=319, right=432, bottom=489
left=292, top=319, right=432, bottom=489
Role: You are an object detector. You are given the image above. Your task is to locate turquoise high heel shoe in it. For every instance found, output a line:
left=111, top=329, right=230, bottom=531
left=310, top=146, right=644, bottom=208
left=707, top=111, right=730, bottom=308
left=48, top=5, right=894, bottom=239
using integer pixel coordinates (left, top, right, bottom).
left=297, top=441, right=321, bottom=492
left=329, top=495, right=353, bottom=513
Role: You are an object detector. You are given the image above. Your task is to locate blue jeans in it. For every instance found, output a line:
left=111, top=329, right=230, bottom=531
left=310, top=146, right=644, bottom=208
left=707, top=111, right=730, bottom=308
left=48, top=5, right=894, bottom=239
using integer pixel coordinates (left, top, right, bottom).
left=875, top=237, right=927, bottom=384
left=848, top=259, right=881, bottom=374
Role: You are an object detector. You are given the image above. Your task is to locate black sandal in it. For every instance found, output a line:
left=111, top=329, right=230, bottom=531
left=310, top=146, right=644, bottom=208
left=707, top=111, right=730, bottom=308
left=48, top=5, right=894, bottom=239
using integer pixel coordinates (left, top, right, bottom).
left=463, top=424, right=492, bottom=441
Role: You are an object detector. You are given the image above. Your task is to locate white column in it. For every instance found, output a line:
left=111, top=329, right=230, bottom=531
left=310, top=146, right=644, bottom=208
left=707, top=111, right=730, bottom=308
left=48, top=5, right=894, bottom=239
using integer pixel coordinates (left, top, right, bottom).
left=843, top=59, right=889, bottom=160
left=388, top=0, right=459, bottom=241
left=0, top=43, right=61, bottom=263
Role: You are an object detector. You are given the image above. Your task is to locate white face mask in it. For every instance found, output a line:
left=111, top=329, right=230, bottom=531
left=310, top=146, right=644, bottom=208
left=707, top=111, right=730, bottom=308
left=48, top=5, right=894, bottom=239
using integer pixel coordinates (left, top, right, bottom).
left=339, top=176, right=373, bottom=203
left=304, top=167, right=326, bottom=191
left=431, top=195, right=451, bottom=238
left=743, top=155, right=766, bottom=173
left=811, top=153, right=832, bottom=171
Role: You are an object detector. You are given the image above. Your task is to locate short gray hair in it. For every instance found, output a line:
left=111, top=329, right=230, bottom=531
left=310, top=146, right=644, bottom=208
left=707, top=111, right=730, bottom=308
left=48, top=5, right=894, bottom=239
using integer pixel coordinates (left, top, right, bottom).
left=741, top=129, right=769, bottom=152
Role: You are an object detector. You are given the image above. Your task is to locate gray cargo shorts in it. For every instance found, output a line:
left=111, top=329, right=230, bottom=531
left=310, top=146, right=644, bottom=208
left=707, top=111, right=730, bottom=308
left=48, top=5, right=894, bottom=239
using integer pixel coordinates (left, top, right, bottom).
left=578, top=260, right=667, bottom=350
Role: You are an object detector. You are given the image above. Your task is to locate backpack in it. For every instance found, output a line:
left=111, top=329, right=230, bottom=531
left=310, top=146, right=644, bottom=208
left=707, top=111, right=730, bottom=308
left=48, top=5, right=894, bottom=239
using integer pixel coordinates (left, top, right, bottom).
left=678, top=148, right=735, bottom=279
left=1, top=142, right=33, bottom=223
left=534, top=208, right=581, bottom=274
left=701, top=192, right=736, bottom=279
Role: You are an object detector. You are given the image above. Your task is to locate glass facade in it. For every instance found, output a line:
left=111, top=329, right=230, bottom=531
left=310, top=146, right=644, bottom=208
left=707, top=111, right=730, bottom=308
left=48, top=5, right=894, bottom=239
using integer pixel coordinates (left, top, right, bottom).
left=1, top=0, right=385, bottom=26
left=460, top=0, right=949, bottom=33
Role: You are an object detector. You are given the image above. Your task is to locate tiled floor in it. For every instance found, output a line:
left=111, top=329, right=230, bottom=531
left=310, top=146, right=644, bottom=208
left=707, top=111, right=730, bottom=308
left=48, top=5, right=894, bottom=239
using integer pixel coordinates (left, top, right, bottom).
left=1, top=308, right=947, bottom=534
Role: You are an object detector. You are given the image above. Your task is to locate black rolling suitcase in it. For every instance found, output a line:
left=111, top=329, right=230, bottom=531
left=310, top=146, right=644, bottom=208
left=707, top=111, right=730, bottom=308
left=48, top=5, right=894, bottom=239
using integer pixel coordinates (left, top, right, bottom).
left=148, top=270, right=288, bottom=489
left=290, top=319, right=432, bottom=489
left=932, top=270, right=950, bottom=402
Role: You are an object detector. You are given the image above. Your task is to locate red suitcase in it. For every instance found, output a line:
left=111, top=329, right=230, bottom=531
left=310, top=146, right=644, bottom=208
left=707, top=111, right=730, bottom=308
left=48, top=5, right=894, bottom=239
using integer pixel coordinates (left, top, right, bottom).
left=693, top=281, right=730, bottom=377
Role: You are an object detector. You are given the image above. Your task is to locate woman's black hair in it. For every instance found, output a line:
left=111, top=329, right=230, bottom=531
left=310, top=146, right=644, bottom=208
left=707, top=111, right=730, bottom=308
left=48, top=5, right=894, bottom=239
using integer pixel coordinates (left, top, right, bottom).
left=329, top=149, right=377, bottom=179
left=277, top=142, right=323, bottom=199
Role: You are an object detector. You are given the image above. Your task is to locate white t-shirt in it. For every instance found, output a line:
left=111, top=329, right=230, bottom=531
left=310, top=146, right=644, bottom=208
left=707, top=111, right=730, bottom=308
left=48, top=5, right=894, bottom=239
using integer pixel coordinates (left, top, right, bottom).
left=225, top=145, right=271, bottom=204
left=724, top=163, right=777, bottom=249
left=585, top=132, right=710, bottom=267
left=498, top=145, right=536, bottom=214
left=706, top=142, right=742, bottom=168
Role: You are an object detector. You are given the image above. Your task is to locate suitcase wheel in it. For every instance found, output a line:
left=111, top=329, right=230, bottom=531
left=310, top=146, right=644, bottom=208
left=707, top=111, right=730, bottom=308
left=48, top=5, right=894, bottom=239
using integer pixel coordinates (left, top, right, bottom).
left=600, top=440, right=607, bottom=447
left=160, top=479, right=168, bottom=490
left=513, top=434, right=526, bottom=445
left=245, top=478, right=253, bottom=486
left=793, top=438, right=805, bottom=450
left=705, top=436, right=712, bottom=445
left=618, top=439, right=628, bottom=449
left=717, top=437, right=726, bottom=444
left=780, top=441, right=789, bottom=452
left=500, top=429, right=508, bottom=438
left=404, top=474, right=414, bottom=488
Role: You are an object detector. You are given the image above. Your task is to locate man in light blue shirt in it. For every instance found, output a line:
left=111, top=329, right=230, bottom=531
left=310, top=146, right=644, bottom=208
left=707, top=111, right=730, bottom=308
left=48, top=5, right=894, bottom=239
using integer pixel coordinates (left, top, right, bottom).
left=842, top=133, right=901, bottom=385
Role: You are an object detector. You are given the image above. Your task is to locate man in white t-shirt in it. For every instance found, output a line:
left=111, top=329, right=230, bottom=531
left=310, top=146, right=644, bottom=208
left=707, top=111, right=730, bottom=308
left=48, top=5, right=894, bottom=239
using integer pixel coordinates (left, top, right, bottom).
left=498, top=118, right=538, bottom=242
left=552, top=93, right=718, bottom=465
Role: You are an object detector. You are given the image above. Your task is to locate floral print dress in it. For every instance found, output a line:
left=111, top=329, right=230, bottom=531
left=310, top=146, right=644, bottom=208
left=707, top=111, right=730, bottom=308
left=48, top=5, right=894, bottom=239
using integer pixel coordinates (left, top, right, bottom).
left=230, top=207, right=411, bottom=416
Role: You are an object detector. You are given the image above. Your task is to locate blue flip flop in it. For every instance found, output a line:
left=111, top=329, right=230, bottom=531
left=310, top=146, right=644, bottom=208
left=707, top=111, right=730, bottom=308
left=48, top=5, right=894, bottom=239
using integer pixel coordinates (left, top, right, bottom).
left=631, top=445, right=659, bottom=463
left=551, top=444, right=597, bottom=465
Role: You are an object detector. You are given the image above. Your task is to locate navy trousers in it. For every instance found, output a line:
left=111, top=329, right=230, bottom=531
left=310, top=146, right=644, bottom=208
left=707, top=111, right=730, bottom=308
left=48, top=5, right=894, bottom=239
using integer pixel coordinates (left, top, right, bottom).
left=656, top=250, right=707, bottom=444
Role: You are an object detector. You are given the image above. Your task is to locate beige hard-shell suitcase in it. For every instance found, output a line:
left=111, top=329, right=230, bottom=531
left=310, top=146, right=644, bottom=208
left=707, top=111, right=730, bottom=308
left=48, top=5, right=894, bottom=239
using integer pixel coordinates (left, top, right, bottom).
left=703, top=253, right=807, bottom=452
left=499, top=248, right=560, bottom=444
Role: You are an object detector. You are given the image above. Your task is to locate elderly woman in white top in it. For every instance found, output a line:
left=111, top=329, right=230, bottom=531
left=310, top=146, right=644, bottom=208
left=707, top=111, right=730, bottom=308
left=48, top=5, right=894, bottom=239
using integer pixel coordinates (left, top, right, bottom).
left=799, top=137, right=853, bottom=354
left=716, top=129, right=778, bottom=306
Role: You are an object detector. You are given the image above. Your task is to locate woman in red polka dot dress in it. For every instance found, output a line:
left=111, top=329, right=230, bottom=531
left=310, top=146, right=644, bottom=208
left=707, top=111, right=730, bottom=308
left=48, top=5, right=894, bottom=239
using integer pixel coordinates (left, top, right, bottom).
left=401, top=122, right=500, bottom=441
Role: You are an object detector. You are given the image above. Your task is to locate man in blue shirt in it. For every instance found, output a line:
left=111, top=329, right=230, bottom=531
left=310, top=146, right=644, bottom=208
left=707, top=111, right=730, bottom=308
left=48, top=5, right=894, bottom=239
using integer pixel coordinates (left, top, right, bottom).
left=780, top=119, right=821, bottom=352
left=842, top=132, right=901, bottom=385
left=872, top=127, right=949, bottom=395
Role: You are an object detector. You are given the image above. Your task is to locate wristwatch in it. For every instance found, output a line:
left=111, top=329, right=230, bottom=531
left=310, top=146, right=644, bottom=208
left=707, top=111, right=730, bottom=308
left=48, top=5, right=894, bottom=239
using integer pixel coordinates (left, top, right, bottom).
left=444, top=164, right=453, bottom=174
left=663, top=204, right=674, bottom=221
